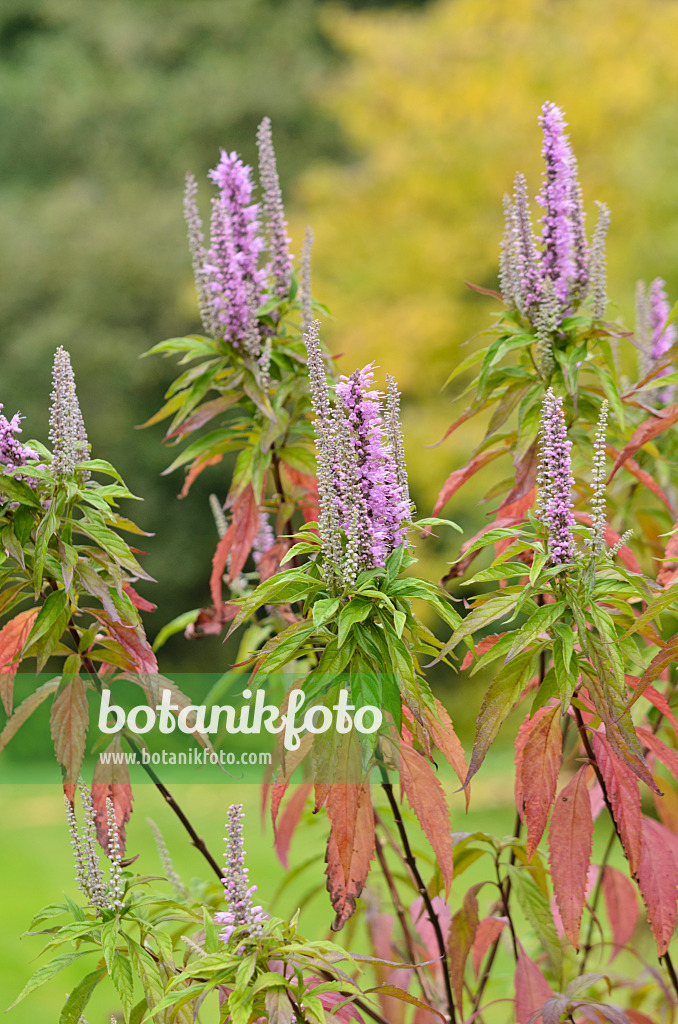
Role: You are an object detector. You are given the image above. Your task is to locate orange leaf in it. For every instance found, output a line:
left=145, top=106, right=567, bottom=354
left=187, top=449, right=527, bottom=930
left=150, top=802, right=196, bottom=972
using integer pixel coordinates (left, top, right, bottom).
left=325, top=783, right=375, bottom=931
left=283, top=465, right=320, bottom=525
left=273, top=783, right=312, bottom=869
left=432, top=447, right=507, bottom=517
left=602, top=866, right=638, bottom=960
left=0, top=608, right=39, bottom=714
left=400, top=744, right=454, bottom=896
left=658, top=522, right=678, bottom=587
left=210, top=483, right=260, bottom=606
left=638, top=726, right=678, bottom=784
left=514, top=944, right=555, bottom=1024
left=606, top=445, right=675, bottom=514
left=548, top=766, right=593, bottom=948
left=460, top=633, right=508, bottom=672
left=425, top=698, right=469, bottom=809
left=92, top=735, right=134, bottom=856
left=609, top=403, right=678, bottom=483
left=515, top=706, right=562, bottom=859
left=496, top=444, right=537, bottom=514
left=592, top=732, right=642, bottom=875
left=49, top=675, right=89, bottom=785
left=471, top=917, right=507, bottom=979
left=179, top=452, right=223, bottom=497
left=636, top=816, right=678, bottom=955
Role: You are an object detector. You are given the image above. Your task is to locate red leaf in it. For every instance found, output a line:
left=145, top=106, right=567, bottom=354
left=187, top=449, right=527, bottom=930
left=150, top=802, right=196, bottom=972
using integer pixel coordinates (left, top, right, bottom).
left=432, top=448, right=507, bottom=517
left=515, top=706, right=562, bottom=859
left=636, top=816, right=678, bottom=955
left=601, top=866, right=638, bottom=960
left=447, top=885, right=480, bottom=1014
left=273, top=783, right=312, bottom=869
left=514, top=944, right=555, bottom=1024
left=626, top=675, right=678, bottom=735
left=606, top=446, right=675, bottom=514
left=461, top=633, right=508, bottom=671
left=92, top=735, right=134, bottom=856
left=0, top=608, right=39, bottom=714
left=548, top=766, right=593, bottom=948
left=178, top=452, right=223, bottom=497
left=400, top=744, right=454, bottom=896
left=122, top=582, right=157, bottom=614
left=210, top=483, right=260, bottom=606
left=425, top=698, right=469, bottom=809
left=49, top=675, right=89, bottom=785
left=165, top=396, right=235, bottom=440
left=591, top=732, right=642, bottom=874
left=609, top=403, right=678, bottom=482
left=432, top=405, right=480, bottom=448
left=471, top=917, right=507, bottom=979
left=632, top=638, right=678, bottom=707
left=184, top=601, right=239, bottom=639
left=496, top=444, right=537, bottom=515
left=638, top=726, right=678, bottom=784
left=325, top=783, right=375, bottom=930
left=256, top=540, right=290, bottom=582
left=90, top=611, right=158, bottom=673
left=625, top=1012, right=661, bottom=1024
left=658, top=522, right=678, bottom=587
left=282, top=465, right=320, bottom=525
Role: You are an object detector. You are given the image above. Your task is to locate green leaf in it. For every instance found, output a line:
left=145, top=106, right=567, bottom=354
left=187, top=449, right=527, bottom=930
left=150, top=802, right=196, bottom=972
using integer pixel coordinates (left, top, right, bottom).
left=8, top=952, right=88, bottom=1009
left=312, top=597, right=341, bottom=629
left=111, top=951, right=135, bottom=1016
left=152, top=609, right=200, bottom=652
left=23, top=589, right=71, bottom=671
left=504, top=602, right=566, bottom=662
left=58, top=967, right=106, bottom=1024
left=508, top=865, right=563, bottom=983
left=338, top=599, right=373, bottom=648
left=432, top=592, right=521, bottom=664
left=277, top=445, right=317, bottom=476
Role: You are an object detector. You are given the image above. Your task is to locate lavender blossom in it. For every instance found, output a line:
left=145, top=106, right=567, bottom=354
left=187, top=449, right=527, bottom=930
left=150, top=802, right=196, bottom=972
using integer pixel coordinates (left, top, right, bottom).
left=106, top=798, right=124, bottom=909
left=257, top=117, right=293, bottom=300
left=48, top=347, right=90, bottom=480
left=636, top=278, right=676, bottom=400
left=536, top=389, right=576, bottom=565
left=215, top=804, right=267, bottom=947
left=0, top=405, right=37, bottom=474
left=203, top=151, right=268, bottom=354
left=252, top=510, right=275, bottom=567
left=537, top=102, right=585, bottom=306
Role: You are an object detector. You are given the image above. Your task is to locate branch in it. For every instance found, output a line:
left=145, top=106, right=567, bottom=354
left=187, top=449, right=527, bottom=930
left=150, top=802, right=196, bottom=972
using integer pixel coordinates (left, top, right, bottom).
left=380, top=778, right=457, bottom=1024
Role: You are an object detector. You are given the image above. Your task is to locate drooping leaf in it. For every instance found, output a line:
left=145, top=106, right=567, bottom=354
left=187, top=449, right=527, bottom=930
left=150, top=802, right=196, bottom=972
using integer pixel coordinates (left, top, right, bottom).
left=0, top=608, right=39, bottom=714
left=425, top=698, right=469, bottom=809
left=92, top=735, right=134, bottom=856
left=466, top=649, right=536, bottom=785
left=447, top=884, right=480, bottom=1014
left=602, top=866, right=638, bottom=961
left=591, top=732, right=642, bottom=874
left=471, top=917, right=507, bottom=980
left=325, top=782, right=375, bottom=931
left=514, top=944, right=555, bottom=1024
left=0, top=675, right=60, bottom=754
left=515, top=706, right=562, bottom=859
left=50, top=675, right=89, bottom=785
left=399, top=744, right=454, bottom=896
left=508, top=865, right=563, bottom=982
left=636, top=816, right=678, bottom=956
left=609, top=403, right=678, bottom=482
left=432, top=447, right=507, bottom=516
left=210, top=483, right=261, bottom=606
left=548, top=766, right=593, bottom=948
left=273, top=782, right=312, bottom=869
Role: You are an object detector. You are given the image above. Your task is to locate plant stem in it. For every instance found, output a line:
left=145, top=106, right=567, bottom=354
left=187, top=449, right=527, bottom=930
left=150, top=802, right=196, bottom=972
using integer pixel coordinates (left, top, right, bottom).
left=122, top=732, right=223, bottom=882
left=580, top=828, right=615, bottom=972
left=662, top=950, right=678, bottom=1002
left=380, top=778, right=457, bottom=1024
left=374, top=823, right=440, bottom=1009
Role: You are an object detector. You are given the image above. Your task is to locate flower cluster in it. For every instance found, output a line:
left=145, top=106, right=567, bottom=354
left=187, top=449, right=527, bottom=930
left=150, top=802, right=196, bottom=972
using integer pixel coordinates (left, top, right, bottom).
left=183, top=119, right=295, bottom=358
left=304, top=323, right=411, bottom=586
left=48, top=347, right=90, bottom=480
left=64, top=782, right=123, bottom=911
left=636, top=277, right=676, bottom=401
left=0, top=405, right=38, bottom=494
left=587, top=400, right=609, bottom=558
left=214, top=804, right=267, bottom=947
left=536, top=388, right=576, bottom=565
left=500, top=103, right=610, bottom=342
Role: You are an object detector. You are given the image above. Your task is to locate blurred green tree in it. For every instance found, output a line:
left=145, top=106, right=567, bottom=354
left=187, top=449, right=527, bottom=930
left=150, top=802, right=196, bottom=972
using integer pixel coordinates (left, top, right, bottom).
left=0, top=0, right=344, bottom=668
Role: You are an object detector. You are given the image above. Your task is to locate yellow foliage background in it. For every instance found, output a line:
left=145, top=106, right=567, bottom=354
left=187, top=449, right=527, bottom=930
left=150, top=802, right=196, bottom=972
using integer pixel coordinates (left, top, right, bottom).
left=295, top=0, right=678, bottom=540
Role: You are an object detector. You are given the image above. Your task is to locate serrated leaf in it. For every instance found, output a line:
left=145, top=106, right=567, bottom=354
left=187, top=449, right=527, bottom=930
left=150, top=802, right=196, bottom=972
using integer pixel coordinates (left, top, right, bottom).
left=58, top=967, right=106, bottom=1024
left=7, top=951, right=88, bottom=1009
left=548, top=767, right=593, bottom=949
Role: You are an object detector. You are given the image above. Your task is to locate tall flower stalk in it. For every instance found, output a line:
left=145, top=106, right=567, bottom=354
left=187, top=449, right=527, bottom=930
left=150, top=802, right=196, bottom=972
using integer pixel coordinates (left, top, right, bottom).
left=48, top=347, right=90, bottom=480
left=303, top=323, right=411, bottom=587
left=214, top=804, right=267, bottom=947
